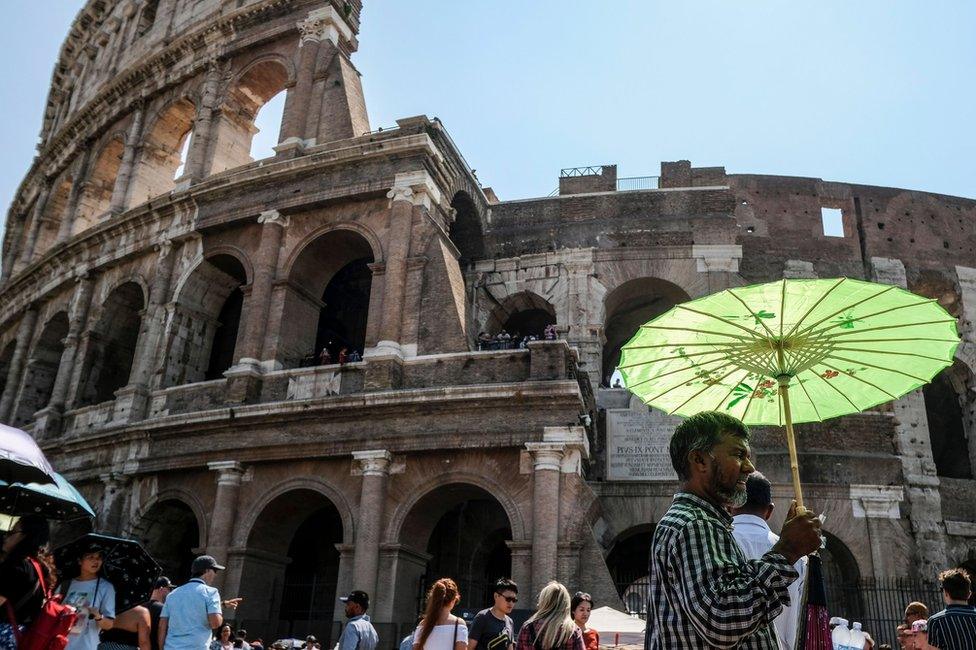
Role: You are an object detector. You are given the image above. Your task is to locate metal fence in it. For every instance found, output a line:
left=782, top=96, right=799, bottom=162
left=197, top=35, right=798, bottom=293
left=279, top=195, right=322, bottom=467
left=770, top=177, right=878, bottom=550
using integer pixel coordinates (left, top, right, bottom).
left=616, top=176, right=660, bottom=191
left=613, top=576, right=943, bottom=648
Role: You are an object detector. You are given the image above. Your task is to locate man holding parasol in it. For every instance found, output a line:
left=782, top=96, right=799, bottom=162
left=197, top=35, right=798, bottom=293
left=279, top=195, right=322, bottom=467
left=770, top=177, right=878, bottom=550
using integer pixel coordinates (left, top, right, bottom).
left=643, top=411, right=822, bottom=648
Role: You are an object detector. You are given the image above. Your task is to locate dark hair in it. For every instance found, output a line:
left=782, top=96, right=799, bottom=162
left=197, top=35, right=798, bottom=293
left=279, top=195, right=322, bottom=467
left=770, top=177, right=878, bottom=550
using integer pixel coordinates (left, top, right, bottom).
left=939, top=568, right=972, bottom=600
left=571, top=592, right=593, bottom=612
left=669, top=411, right=750, bottom=480
left=493, top=578, right=518, bottom=595
left=216, top=624, right=232, bottom=640
left=418, top=578, right=459, bottom=649
left=5, top=514, right=50, bottom=563
left=744, top=471, right=772, bottom=508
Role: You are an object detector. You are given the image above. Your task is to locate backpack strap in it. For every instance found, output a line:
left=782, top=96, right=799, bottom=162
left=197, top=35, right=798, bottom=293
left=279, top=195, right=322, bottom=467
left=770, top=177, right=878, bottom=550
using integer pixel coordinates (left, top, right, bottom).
left=27, top=558, right=51, bottom=599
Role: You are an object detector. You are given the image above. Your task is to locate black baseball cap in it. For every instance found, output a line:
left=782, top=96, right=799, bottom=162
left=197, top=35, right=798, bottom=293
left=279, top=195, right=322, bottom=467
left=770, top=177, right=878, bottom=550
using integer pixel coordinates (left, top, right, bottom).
left=154, top=576, right=174, bottom=589
left=191, top=555, right=225, bottom=574
left=339, top=590, right=369, bottom=609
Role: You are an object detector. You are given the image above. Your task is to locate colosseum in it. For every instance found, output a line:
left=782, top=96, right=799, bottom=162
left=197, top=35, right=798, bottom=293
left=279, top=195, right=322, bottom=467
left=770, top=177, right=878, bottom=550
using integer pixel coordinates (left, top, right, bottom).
left=2, top=0, right=974, bottom=645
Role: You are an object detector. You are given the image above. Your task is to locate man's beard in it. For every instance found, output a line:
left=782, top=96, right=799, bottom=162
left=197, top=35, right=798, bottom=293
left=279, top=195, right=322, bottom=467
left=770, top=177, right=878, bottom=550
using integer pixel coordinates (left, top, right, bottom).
left=711, top=462, right=748, bottom=508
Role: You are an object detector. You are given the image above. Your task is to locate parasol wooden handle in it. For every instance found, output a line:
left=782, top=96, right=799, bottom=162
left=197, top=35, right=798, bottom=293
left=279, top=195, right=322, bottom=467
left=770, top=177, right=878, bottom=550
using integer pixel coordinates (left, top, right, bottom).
left=777, top=375, right=805, bottom=510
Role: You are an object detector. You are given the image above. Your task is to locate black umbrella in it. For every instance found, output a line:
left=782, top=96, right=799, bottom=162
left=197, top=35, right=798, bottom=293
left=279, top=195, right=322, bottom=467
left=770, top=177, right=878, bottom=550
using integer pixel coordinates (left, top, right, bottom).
left=54, top=533, right=162, bottom=613
left=0, top=472, right=96, bottom=520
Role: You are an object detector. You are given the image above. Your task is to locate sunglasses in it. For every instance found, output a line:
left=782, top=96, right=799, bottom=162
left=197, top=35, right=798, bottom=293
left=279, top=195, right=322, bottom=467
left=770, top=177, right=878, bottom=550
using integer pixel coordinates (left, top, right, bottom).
left=496, top=595, right=518, bottom=604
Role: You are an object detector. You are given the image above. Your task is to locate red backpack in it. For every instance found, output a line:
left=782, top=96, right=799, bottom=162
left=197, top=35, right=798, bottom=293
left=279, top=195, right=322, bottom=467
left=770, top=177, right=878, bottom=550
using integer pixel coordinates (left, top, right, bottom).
left=4, top=558, right=77, bottom=650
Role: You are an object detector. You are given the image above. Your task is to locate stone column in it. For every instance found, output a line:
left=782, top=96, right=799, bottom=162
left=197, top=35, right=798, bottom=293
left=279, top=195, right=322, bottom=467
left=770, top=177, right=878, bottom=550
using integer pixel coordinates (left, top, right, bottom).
left=871, top=256, right=948, bottom=576
left=505, top=541, right=533, bottom=596
left=206, top=461, right=246, bottom=591
left=0, top=307, right=39, bottom=421
left=1, top=216, right=26, bottom=283
left=369, top=172, right=442, bottom=358
left=525, top=443, right=563, bottom=598
left=34, top=274, right=95, bottom=437
left=98, top=473, right=131, bottom=535
left=56, top=149, right=93, bottom=243
left=351, top=450, right=392, bottom=602
left=850, top=484, right=905, bottom=578
left=19, top=184, right=51, bottom=267
left=182, top=65, right=222, bottom=183
left=234, top=211, right=289, bottom=367
left=278, top=6, right=353, bottom=150
left=109, top=105, right=145, bottom=214
left=115, top=240, right=178, bottom=421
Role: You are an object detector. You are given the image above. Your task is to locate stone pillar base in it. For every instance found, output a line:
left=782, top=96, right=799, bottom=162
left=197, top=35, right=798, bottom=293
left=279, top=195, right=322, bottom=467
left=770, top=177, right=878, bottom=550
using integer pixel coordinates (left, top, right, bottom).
left=362, top=355, right=404, bottom=391
left=273, top=137, right=306, bottom=159
left=32, top=405, right=64, bottom=440
left=113, top=384, right=151, bottom=423
left=224, top=359, right=264, bottom=404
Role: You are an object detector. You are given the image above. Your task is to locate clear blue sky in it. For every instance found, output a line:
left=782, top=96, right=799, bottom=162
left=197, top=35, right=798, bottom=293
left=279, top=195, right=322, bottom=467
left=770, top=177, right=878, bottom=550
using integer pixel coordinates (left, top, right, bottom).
left=2, top=0, right=974, bottom=228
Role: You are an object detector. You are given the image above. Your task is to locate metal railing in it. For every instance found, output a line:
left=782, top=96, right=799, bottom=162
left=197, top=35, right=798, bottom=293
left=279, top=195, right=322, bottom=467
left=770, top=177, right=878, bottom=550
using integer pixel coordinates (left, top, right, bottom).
left=617, top=175, right=660, bottom=191
left=560, top=165, right=610, bottom=177
left=612, top=576, right=944, bottom=648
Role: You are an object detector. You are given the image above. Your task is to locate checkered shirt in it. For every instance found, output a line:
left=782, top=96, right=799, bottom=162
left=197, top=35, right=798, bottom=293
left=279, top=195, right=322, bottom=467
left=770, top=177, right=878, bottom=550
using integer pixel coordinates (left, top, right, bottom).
left=643, top=492, right=799, bottom=649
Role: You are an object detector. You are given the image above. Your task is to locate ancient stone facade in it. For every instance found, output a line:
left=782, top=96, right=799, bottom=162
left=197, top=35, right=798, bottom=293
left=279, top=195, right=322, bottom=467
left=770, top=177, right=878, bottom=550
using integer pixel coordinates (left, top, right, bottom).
left=2, top=0, right=975, bottom=645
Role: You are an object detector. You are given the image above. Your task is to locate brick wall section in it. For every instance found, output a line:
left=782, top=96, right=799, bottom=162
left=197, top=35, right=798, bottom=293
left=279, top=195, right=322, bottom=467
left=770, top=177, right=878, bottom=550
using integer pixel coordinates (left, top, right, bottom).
left=559, top=165, right=616, bottom=195
left=418, top=238, right=469, bottom=354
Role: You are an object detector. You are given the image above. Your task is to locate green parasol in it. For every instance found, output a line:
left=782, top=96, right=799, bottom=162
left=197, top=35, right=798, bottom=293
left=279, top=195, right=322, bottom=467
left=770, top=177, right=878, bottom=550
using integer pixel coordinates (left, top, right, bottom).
left=618, top=277, right=959, bottom=507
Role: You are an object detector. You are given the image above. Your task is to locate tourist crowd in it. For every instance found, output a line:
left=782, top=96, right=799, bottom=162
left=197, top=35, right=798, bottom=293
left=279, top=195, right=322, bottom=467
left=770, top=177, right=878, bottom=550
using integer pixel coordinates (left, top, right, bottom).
left=2, top=411, right=975, bottom=650
left=477, top=325, right=558, bottom=351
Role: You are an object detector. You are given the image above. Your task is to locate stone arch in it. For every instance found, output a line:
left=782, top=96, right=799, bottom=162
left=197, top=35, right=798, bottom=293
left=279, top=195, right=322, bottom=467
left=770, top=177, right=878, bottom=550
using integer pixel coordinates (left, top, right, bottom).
left=483, top=290, right=556, bottom=338
left=210, top=57, right=292, bottom=173
left=233, top=476, right=355, bottom=547
left=76, top=281, right=147, bottom=407
left=135, top=0, right=159, bottom=38
left=283, top=222, right=385, bottom=273
left=129, top=491, right=205, bottom=583
left=924, top=359, right=975, bottom=479
left=33, top=174, right=73, bottom=259
left=128, top=98, right=196, bottom=205
left=235, top=479, right=352, bottom=635
left=13, top=311, right=69, bottom=426
left=73, top=136, right=125, bottom=234
left=600, top=277, right=691, bottom=385
left=391, top=479, right=518, bottom=614
left=821, top=530, right=864, bottom=622
left=162, top=253, right=248, bottom=387
left=278, top=226, right=380, bottom=367
left=386, top=470, right=526, bottom=543
left=605, top=524, right=656, bottom=614
left=448, top=190, right=485, bottom=266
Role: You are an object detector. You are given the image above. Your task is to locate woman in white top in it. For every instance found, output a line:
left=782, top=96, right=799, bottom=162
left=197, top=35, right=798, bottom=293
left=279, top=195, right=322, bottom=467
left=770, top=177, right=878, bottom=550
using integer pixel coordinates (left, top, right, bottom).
left=413, top=578, right=468, bottom=650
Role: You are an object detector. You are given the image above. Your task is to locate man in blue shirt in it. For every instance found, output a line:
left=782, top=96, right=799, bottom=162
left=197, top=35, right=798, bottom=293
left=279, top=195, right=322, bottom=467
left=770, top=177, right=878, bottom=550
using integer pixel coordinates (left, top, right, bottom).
left=159, top=556, right=242, bottom=650
left=928, top=568, right=976, bottom=650
left=336, top=591, right=378, bottom=650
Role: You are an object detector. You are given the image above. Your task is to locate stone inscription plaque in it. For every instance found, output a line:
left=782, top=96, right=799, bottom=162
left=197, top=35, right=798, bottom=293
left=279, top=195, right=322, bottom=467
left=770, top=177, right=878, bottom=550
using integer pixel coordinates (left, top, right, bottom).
left=607, top=397, right=682, bottom=481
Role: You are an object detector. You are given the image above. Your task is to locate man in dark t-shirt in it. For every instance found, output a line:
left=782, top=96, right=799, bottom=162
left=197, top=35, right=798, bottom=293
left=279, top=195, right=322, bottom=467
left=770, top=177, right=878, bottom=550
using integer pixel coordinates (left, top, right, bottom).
left=148, top=576, right=173, bottom=650
left=468, top=579, right=518, bottom=650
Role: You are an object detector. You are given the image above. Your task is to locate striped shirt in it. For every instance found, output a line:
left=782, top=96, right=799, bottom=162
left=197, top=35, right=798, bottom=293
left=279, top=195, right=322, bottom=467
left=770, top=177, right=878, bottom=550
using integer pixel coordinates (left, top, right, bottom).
left=927, top=604, right=976, bottom=650
left=644, top=492, right=799, bottom=649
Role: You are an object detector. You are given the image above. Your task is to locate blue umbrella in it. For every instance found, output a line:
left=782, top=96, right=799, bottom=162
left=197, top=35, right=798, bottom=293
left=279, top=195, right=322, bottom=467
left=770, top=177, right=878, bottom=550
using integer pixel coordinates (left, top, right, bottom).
left=0, top=471, right=96, bottom=520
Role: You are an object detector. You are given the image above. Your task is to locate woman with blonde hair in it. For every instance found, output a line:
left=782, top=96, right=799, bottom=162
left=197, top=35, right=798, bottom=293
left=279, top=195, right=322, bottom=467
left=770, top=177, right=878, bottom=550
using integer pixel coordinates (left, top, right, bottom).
left=413, top=579, right=468, bottom=650
left=516, top=582, right=584, bottom=650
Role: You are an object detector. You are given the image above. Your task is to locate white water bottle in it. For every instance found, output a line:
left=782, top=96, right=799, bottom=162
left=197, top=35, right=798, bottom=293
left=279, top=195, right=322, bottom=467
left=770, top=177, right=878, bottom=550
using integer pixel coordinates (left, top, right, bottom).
left=830, top=618, right=850, bottom=650
left=847, top=622, right=866, bottom=650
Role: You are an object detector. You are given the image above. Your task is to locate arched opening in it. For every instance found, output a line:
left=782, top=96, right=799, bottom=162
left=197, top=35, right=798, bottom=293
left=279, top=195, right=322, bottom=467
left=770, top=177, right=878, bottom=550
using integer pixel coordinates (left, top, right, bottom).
left=924, top=362, right=974, bottom=479
left=132, top=499, right=201, bottom=583
left=0, top=341, right=16, bottom=401
left=821, top=532, right=863, bottom=623
left=251, top=92, right=286, bottom=160
left=399, top=484, right=513, bottom=618
left=135, top=0, right=158, bottom=38
left=128, top=99, right=195, bottom=204
left=449, top=192, right=485, bottom=267
left=602, top=278, right=690, bottom=386
left=14, top=312, right=69, bottom=426
left=33, top=176, right=73, bottom=259
left=211, top=60, right=290, bottom=174
left=605, top=525, right=654, bottom=615
left=74, top=138, right=124, bottom=234
left=482, top=291, right=556, bottom=349
left=163, top=254, right=247, bottom=387
left=283, top=230, right=375, bottom=368
left=77, top=282, right=146, bottom=407
left=238, top=489, right=343, bottom=640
